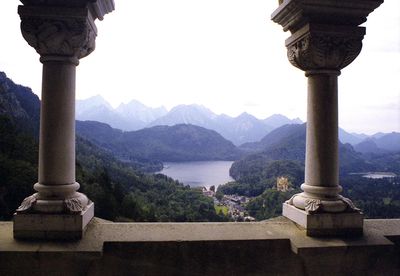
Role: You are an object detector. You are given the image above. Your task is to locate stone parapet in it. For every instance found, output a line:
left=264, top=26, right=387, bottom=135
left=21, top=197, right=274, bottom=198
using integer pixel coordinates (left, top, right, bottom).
left=1, top=218, right=400, bottom=275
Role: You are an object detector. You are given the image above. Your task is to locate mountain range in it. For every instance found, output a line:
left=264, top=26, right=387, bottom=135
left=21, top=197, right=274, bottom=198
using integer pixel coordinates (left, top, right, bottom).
left=353, top=133, right=400, bottom=153
left=0, top=71, right=224, bottom=222
left=76, top=96, right=168, bottom=131
left=76, top=121, right=241, bottom=162
left=232, top=123, right=375, bottom=178
left=2, top=69, right=399, bottom=188
left=76, top=95, right=399, bottom=147
left=76, top=95, right=302, bottom=145
left=3, top=71, right=398, bottom=156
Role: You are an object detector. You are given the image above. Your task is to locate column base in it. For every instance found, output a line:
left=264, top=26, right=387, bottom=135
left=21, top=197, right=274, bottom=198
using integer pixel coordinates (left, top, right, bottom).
left=283, top=203, right=364, bottom=237
left=13, top=202, right=94, bottom=240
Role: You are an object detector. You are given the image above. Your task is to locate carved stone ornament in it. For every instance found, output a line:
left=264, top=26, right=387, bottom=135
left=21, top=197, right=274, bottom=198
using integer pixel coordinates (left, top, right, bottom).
left=286, top=24, right=365, bottom=72
left=285, top=195, right=295, bottom=205
left=20, top=16, right=96, bottom=61
left=304, top=199, right=322, bottom=214
left=341, top=196, right=361, bottom=212
left=65, top=198, right=84, bottom=213
left=16, top=194, right=37, bottom=213
left=18, top=0, right=115, bottom=61
left=286, top=192, right=363, bottom=214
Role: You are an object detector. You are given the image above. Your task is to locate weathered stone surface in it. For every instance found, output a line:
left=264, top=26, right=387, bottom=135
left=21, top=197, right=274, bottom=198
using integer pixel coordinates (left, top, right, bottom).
left=272, top=0, right=384, bottom=33
left=285, top=24, right=365, bottom=71
left=283, top=203, right=363, bottom=236
left=20, top=0, right=115, bottom=20
left=14, top=202, right=94, bottom=240
left=19, top=7, right=96, bottom=61
left=1, top=218, right=400, bottom=275
left=18, top=0, right=115, bottom=63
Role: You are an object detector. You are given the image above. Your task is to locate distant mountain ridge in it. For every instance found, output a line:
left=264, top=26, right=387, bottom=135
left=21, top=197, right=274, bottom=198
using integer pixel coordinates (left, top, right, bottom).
left=116, top=100, right=167, bottom=126
left=76, top=96, right=167, bottom=131
left=76, top=121, right=242, bottom=162
left=239, top=124, right=306, bottom=152
left=148, top=105, right=277, bottom=145
left=1, top=72, right=241, bottom=165
left=353, top=132, right=400, bottom=154
left=77, top=96, right=391, bottom=146
left=354, top=139, right=384, bottom=154
left=263, top=114, right=302, bottom=128
left=76, top=96, right=302, bottom=145
left=231, top=124, right=377, bottom=182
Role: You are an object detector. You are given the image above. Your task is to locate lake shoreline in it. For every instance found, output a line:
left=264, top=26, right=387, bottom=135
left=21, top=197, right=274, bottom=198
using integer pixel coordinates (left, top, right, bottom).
left=157, top=161, right=235, bottom=189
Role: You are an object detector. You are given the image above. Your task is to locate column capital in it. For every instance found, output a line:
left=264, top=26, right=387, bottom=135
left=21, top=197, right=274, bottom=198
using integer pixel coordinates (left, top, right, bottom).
left=272, top=0, right=383, bottom=72
left=18, top=0, right=114, bottom=63
left=285, top=24, right=365, bottom=72
left=272, top=0, right=383, bottom=34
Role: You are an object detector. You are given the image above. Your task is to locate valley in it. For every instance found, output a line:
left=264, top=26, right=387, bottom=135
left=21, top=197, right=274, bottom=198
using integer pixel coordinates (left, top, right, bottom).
left=1, top=71, right=400, bottom=223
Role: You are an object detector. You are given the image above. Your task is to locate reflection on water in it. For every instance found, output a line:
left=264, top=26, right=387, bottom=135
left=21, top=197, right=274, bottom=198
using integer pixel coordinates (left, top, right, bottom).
left=350, top=172, right=397, bottom=179
left=158, top=161, right=234, bottom=188
left=362, top=173, right=396, bottom=179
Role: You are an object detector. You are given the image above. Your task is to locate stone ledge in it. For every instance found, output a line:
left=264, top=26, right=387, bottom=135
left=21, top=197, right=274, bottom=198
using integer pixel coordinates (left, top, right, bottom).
left=13, top=202, right=94, bottom=240
left=1, top=217, right=400, bottom=275
left=282, top=203, right=364, bottom=237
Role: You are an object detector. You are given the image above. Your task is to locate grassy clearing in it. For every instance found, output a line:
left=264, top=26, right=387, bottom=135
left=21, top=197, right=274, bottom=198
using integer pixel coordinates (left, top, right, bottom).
left=214, top=205, right=229, bottom=216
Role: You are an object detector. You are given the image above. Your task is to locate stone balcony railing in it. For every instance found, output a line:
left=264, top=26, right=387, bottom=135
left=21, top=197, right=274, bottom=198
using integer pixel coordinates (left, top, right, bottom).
left=1, top=217, right=400, bottom=275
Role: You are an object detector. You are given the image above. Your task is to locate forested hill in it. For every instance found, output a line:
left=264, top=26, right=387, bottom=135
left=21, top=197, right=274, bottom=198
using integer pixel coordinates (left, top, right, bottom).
left=239, top=124, right=306, bottom=153
left=0, top=71, right=227, bottom=222
left=354, top=133, right=400, bottom=154
left=0, top=71, right=40, bottom=135
left=232, top=123, right=373, bottom=181
left=76, top=121, right=242, bottom=162
left=220, top=123, right=400, bottom=221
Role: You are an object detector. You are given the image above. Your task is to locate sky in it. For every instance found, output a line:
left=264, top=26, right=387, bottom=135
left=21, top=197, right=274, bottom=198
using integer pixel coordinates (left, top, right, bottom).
left=0, top=1, right=399, bottom=135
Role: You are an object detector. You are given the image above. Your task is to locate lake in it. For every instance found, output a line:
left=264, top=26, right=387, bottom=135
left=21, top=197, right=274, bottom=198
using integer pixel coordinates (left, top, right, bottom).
left=158, top=161, right=234, bottom=189
left=350, top=172, right=397, bottom=179
left=362, top=172, right=397, bottom=179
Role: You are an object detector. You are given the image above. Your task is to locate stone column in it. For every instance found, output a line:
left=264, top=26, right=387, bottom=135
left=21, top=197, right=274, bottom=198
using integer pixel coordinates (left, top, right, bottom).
left=272, top=0, right=383, bottom=236
left=13, top=0, right=114, bottom=240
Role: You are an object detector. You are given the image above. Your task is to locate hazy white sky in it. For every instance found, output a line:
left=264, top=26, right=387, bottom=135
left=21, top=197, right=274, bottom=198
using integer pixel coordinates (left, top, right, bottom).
left=0, top=1, right=399, bottom=134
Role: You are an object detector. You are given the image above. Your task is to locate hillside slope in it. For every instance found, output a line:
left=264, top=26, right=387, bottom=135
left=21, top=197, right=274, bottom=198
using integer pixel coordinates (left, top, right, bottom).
left=232, top=124, right=374, bottom=181
left=77, top=121, right=242, bottom=162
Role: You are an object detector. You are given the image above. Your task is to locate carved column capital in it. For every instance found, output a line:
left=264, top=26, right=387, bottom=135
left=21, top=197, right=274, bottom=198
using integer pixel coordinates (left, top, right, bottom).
left=18, top=0, right=114, bottom=64
left=18, top=6, right=96, bottom=64
left=285, top=24, right=365, bottom=72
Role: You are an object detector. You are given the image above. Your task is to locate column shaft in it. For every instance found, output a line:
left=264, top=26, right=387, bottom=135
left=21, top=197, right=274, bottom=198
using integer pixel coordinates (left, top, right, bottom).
left=290, top=70, right=347, bottom=212
left=39, top=61, right=76, bottom=186
left=305, top=71, right=339, bottom=190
